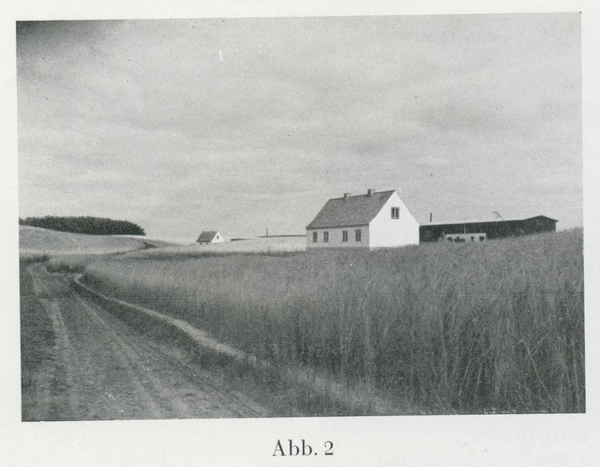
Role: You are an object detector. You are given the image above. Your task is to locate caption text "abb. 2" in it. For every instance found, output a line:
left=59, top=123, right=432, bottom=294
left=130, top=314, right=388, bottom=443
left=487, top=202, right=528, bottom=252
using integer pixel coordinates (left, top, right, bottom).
left=273, top=439, right=333, bottom=457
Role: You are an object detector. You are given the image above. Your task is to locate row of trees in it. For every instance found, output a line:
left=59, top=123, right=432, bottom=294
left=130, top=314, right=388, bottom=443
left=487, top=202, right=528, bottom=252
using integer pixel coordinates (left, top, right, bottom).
left=19, top=216, right=146, bottom=236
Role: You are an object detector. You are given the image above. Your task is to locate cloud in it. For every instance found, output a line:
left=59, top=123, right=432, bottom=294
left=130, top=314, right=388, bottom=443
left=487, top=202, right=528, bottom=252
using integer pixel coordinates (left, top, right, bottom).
left=415, top=156, right=452, bottom=168
left=17, top=15, right=583, bottom=237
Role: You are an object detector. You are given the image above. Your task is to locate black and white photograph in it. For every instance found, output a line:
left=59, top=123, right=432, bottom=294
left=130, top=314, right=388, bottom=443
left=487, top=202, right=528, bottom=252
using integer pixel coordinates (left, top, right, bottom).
left=2, top=2, right=599, bottom=466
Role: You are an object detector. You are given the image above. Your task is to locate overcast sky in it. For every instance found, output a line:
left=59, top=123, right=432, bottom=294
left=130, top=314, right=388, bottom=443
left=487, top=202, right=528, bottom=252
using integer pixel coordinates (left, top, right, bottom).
left=17, top=14, right=581, bottom=241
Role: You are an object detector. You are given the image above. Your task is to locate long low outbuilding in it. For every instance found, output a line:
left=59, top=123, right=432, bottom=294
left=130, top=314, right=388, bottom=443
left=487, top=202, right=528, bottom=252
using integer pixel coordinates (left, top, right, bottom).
left=419, top=215, right=558, bottom=243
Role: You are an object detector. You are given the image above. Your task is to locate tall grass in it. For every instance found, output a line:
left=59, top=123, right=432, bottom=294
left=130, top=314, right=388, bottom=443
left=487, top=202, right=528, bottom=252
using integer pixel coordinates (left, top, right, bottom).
left=81, top=229, right=584, bottom=414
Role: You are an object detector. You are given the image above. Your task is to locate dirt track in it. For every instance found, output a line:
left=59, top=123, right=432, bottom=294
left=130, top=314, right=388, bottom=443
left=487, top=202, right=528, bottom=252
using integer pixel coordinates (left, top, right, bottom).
left=21, top=262, right=268, bottom=421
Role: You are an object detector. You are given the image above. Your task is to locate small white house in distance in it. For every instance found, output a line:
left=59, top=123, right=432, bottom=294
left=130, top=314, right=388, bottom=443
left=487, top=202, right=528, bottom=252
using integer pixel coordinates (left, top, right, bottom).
left=196, top=230, right=225, bottom=244
left=306, top=189, right=419, bottom=249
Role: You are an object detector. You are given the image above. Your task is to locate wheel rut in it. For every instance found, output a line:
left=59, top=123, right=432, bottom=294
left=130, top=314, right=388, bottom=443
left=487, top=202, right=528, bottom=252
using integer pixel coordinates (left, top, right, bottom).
left=22, top=263, right=268, bottom=421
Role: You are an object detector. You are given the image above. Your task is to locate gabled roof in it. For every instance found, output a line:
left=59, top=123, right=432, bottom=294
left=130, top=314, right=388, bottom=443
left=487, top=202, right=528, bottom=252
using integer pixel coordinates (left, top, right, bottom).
left=196, top=230, right=219, bottom=242
left=306, top=190, right=396, bottom=229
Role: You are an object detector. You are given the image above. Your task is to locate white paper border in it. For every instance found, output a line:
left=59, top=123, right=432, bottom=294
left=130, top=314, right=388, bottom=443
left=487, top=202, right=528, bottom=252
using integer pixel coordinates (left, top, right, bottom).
left=2, top=2, right=598, bottom=466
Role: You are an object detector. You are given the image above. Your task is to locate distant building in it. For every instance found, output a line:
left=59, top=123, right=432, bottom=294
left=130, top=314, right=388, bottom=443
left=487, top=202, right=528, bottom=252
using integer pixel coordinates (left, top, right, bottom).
left=306, top=189, right=419, bottom=249
left=419, top=215, right=558, bottom=243
left=196, top=230, right=225, bottom=244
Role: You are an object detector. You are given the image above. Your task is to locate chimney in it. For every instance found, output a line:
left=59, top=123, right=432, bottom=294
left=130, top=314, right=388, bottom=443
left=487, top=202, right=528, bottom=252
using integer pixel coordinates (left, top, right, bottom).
left=343, top=192, right=351, bottom=201
left=367, top=188, right=375, bottom=197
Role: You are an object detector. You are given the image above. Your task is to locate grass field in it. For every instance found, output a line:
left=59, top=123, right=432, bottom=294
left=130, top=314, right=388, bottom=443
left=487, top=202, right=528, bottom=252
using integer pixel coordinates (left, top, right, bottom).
left=20, top=260, right=57, bottom=420
left=19, top=225, right=175, bottom=259
left=117, top=235, right=307, bottom=260
left=74, top=228, right=584, bottom=415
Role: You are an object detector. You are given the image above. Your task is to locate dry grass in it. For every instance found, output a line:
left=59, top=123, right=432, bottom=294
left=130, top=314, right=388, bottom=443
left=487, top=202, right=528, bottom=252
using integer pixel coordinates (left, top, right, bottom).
left=20, top=260, right=56, bottom=420
left=79, top=229, right=584, bottom=414
left=118, top=235, right=307, bottom=260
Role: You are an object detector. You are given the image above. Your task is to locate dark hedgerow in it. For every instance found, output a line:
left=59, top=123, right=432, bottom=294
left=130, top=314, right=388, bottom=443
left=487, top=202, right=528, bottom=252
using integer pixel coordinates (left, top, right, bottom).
left=20, top=216, right=145, bottom=236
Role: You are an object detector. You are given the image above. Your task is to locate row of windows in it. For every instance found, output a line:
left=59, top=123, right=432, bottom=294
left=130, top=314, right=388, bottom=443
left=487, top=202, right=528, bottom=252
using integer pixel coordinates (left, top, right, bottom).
left=309, top=207, right=399, bottom=244
left=312, top=229, right=362, bottom=243
left=447, top=236, right=485, bottom=243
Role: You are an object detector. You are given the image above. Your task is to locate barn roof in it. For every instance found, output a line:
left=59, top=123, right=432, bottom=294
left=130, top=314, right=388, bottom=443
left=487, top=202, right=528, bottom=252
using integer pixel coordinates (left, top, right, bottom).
left=421, top=215, right=558, bottom=228
left=419, top=215, right=558, bottom=242
left=196, top=230, right=219, bottom=242
left=306, top=190, right=396, bottom=229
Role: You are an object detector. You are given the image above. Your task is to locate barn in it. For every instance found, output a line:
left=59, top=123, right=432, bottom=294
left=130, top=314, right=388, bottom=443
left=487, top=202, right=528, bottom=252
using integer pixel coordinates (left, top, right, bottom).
left=419, top=215, right=558, bottom=243
left=196, top=230, right=225, bottom=244
left=306, top=189, right=419, bottom=249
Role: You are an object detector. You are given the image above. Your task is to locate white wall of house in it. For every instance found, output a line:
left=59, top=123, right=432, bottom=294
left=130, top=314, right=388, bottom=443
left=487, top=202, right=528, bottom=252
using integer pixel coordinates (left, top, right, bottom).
left=306, top=226, right=370, bottom=249
left=368, top=192, right=420, bottom=248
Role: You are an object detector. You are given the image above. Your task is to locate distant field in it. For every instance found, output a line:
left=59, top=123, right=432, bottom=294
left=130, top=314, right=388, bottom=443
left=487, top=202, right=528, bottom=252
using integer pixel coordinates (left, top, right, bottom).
left=19, top=226, right=174, bottom=258
left=118, top=235, right=307, bottom=260
left=77, top=228, right=585, bottom=414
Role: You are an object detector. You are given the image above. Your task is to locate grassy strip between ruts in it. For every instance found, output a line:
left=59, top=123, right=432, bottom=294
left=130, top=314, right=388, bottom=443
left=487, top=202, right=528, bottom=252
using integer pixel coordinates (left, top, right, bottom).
left=74, top=229, right=584, bottom=415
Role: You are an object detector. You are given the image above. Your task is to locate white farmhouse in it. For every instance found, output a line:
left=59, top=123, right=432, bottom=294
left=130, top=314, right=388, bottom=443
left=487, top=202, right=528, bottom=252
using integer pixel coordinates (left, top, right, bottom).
left=196, top=230, right=225, bottom=244
left=306, top=189, right=419, bottom=250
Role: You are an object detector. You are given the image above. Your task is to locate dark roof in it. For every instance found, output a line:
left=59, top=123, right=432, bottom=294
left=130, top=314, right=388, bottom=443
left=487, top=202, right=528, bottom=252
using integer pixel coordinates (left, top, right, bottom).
left=423, top=215, right=558, bottom=227
left=515, top=215, right=558, bottom=223
left=306, top=190, right=396, bottom=229
left=419, top=215, right=558, bottom=242
left=196, top=230, right=219, bottom=242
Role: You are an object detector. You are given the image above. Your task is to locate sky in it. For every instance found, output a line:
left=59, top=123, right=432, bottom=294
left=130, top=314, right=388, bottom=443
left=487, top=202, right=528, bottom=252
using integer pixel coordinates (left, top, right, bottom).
left=16, top=14, right=582, bottom=241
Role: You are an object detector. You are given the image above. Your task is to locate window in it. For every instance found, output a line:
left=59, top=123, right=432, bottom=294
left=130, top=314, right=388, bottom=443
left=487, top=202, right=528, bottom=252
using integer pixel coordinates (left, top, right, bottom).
left=342, top=231, right=348, bottom=242
left=323, top=231, right=329, bottom=243
left=471, top=236, right=475, bottom=242
left=355, top=229, right=362, bottom=242
left=391, top=207, right=400, bottom=219
left=312, top=232, right=318, bottom=243
left=479, top=236, right=485, bottom=242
